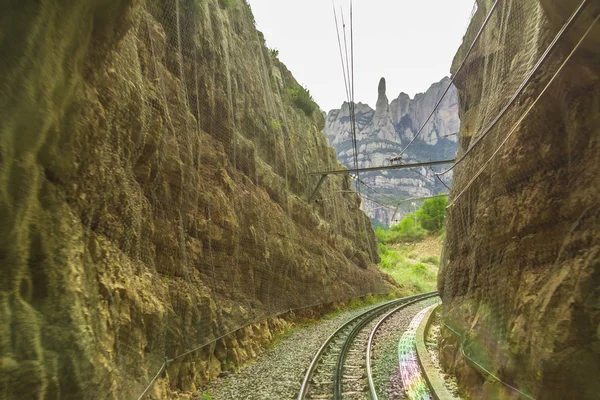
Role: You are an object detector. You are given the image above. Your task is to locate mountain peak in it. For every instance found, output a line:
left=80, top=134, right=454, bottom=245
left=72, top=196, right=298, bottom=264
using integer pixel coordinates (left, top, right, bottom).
left=323, top=77, right=459, bottom=226
left=378, top=77, right=387, bottom=97
left=375, top=77, right=389, bottom=116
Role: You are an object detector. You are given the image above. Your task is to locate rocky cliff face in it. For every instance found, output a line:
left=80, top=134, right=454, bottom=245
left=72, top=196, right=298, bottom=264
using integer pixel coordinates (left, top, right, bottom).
left=0, top=1, right=394, bottom=398
left=324, top=77, right=459, bottom=227
left=439, top=0, right=600, bottom=398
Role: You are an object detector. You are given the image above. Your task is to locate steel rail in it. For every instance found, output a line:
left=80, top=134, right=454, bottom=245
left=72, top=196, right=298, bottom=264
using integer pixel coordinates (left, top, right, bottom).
left=339, top=293, right=439, bottom=399
left=298, top=291, right=437, bottom=400
left=137, top=288, right=395, bottom=400
left=333, top=303, right=390, bottom=400
left=297, top=297, right=409, bottom=399
left=365, top=295, right=440, bottom=400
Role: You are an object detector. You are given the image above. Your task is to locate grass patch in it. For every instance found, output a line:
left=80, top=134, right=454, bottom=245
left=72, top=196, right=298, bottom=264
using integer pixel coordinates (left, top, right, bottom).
left=420, top=256, right=440, bottom=265
left=379, top=243, right=438, bottom=294
left=376, top=208, right=445, bottom=293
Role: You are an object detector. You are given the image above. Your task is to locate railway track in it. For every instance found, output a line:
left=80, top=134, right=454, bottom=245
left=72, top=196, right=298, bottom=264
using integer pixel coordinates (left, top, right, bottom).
left=298, top=292, right=439, bottom=400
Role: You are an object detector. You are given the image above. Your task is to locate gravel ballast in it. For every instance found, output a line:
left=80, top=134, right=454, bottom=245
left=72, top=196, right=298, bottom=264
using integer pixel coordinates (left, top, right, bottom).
left=199, top=297, right=438, bottom=400
left=199, top=302, right=387, bottom=399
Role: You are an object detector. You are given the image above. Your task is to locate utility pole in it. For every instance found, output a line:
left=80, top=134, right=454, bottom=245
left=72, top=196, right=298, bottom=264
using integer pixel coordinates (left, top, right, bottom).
left=412, top=202, right=418, bottom=226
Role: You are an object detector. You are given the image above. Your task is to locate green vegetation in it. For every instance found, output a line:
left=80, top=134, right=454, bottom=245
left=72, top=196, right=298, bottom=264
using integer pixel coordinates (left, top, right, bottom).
left=376, top=198, right=447, bottom=293
left=420, top=256, right=440, bottom=265
left=375, top=214, right=426, bottom=244
left=269, top=48, right=279, bottom=58
left=268, top=119, right=282, bottom=132
left=376, top=196, right=448, bottom=246
left=416, top=195, right=448, bottom=232
left=379, top=243, right=438, bottom=293
left=286, top=84, right=317, bottom=116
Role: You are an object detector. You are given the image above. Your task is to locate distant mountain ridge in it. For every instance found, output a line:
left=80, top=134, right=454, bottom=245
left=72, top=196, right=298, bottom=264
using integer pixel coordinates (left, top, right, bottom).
left=323, top=77, right=459, bottom=227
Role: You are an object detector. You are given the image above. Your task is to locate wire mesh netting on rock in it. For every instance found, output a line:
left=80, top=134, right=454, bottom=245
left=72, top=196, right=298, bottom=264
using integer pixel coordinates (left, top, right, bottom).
left=0, top=1, right=395, bottom=399
left=438, top=0, right=600, bottom=398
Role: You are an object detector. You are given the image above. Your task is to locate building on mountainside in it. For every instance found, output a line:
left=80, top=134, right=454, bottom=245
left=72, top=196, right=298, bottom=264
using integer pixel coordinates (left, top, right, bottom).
left=323, top=77, right=459, bottom=227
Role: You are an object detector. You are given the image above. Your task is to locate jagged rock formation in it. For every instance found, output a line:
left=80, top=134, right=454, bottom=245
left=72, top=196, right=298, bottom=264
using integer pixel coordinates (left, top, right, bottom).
left=0, top=1, right=395, bottom=398
left=324, top=77, right=459, bottom=227
left=439, top=0, right=600, bottom=399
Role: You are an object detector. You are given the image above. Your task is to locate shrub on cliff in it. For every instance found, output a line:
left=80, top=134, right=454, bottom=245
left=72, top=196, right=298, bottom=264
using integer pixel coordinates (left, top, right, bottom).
left=287, top=84, right=317, bottom=116
left=268, top=119, right=282, bottom=132
left=416, top=195, right=448, bottom=232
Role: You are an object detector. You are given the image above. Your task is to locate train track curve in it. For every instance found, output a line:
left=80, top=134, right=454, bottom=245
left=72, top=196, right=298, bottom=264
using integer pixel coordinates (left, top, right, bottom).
left=298, top=292, right=439, bottom=400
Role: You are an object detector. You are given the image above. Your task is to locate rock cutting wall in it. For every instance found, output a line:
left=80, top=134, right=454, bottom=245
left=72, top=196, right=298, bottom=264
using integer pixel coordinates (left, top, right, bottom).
left=0, top=1, right=394, bottom=398
left=439, top=0, right=600, bottom=398
left=324, top=77, right=458, bottom=227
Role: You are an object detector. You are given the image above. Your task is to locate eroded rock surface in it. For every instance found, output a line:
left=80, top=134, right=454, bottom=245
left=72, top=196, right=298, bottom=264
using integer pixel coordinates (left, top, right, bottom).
left=0, top=1, right=395, bottom=398
left=439, top=1, right=600, bottom=399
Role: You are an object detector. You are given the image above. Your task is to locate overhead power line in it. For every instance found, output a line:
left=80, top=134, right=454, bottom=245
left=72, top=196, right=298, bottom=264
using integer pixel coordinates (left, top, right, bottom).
left=349, top=1, right=360, bottom=194
left=397, top=0, right=500, bottom=157
left=447, top=6, right=599, bottom=208
left=431, top=166, right=451, bottom=190
left=390, top=194, right=450, bottom=222
left=332, top=3, right=350, bottom=103
left=333, top=1, right=360, bottom=194
left=309, top=159, right=455, bottom=176
left=438, top=0, right=592, bottom=177
left=352, top=176, right=396, bottom=199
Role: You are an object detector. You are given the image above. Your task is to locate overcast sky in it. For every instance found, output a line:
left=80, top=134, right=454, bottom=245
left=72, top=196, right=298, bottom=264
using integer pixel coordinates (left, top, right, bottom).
left=247, top=0, right=476, bottom=112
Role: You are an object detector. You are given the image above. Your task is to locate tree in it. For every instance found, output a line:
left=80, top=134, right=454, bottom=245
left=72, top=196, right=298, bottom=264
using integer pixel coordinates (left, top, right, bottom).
left=395, top=214, right=417, bottom=235
left=416, top=196, right=448, bottom=232
left=376, top=214, right=424, bottom=244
